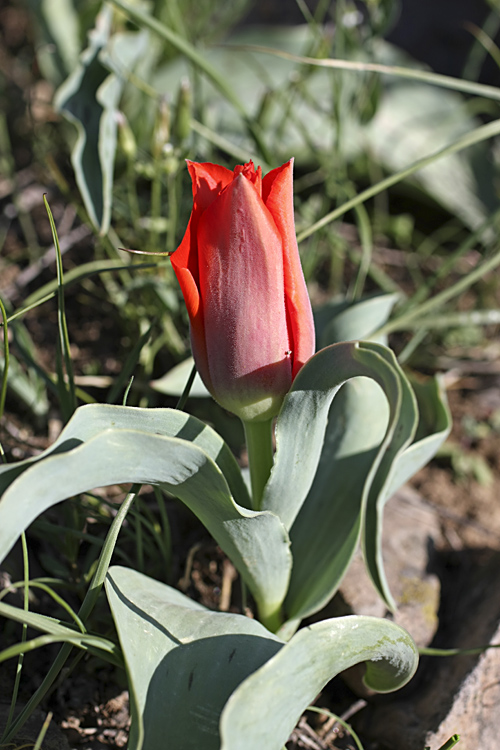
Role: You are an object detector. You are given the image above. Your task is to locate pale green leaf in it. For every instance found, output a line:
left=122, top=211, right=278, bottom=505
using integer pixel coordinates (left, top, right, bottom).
left=306, top=298, right=451, bottom=612
left=0, top=421, right=289, bottom=619
left=262, top=341, right=416, bottom=532
left=27, top=0, right=81, bottom=84
left=266, top=341, right=417, bottom=623
left=0, top=403, right=250, bottom=509
left=283, top=375, right=385, bottom=622
left=151, top=357, right=210, bottom=398
left=54, top=7, right=148, bottom=232
left=105, top=566, right=282, bottom=750
left=315, top=292, right=399, bottom=348
left=106, top=565, right=418, bottom=750
left=362, top=373, right=451, bottom=606
left=367, top=79, right=497, bottom=232
left=221, top=615, right=418, bottom=750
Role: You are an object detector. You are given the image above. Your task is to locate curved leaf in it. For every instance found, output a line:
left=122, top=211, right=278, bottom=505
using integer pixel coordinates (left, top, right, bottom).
left=262, top=341, right=416, bottom=531
left=106, top=566, right=282, bottom=750
left=0, top=428, right=290, bottom=621
left=151, top=357, right=211, bottom=398
left=283, top=375, right=386, bottom=623
left=106, top=566, right=418, bottom=750
left=315, top=292, right=399, bottom=348
left=221, top=615, right=418, bottom=750
left=54, top=8, right=147, bottom=232
left=0, top=403, right=250, bottom=509
left=262, top=341, right=418, bottom=623
left=362, top=372, right=451, bottom=606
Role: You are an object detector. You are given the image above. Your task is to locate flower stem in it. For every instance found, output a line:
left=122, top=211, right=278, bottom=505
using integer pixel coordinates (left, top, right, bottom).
left=243, top=418, right=274, bottom=511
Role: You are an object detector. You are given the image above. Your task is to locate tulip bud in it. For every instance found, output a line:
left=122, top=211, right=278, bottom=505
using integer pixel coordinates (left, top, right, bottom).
left=171, top=159, right=315, bottom=423
left=172, top=78, right=192, bottom=145
left=152, top=97, right=170, bottom=160
left=117, top=112, right=137, bottom=160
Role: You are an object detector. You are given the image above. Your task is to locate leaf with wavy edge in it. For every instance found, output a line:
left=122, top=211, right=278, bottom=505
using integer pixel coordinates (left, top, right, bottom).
left=363, top=373, right=451, bottom=607
left=302, top=297, right=451, bottom=612
left=106, top=565, right=418, bottom=750
left=0, top=428, right=289, bottom=623
left=53, top=7, right=147, bottom=232
left=262, top=341, right=417, bottom=623
left=221, top=615, right=418, bottom=750
left=0, top=403, right=250, bottom=509
left=262, top=341, right=416, bottom=531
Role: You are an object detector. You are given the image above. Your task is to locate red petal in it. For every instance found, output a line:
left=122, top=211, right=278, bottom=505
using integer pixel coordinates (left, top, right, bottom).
left=171, top=162, right=234, bottom=392
left=197, top=173, right=292, bottom=415
left=171, top=162, right=234, bottom=316
left=262, top=160, right=315, bottom=377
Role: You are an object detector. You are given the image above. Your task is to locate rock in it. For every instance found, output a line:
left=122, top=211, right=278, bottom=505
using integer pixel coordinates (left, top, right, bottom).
left=321, top=485, right=441, bottom=700
left=355, top=548, right=500, bottom=749
left=336, top=484, right=441, bottom=648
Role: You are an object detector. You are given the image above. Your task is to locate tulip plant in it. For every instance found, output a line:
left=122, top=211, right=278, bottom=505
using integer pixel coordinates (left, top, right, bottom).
left=0, top=160, right=451, bottom=750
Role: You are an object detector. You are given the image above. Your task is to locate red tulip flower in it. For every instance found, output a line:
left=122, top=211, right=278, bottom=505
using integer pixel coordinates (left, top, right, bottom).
left=171, top=159, right=315, bottom=423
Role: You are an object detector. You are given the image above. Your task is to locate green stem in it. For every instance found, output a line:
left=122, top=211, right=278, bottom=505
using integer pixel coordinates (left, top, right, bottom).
left=243, top=419, right=274, bottom=511
left=258, top=602, right=284, bottom=634
left=150, top=165, right=162, bottom=252
left=0, top=296, right=9, bottom=422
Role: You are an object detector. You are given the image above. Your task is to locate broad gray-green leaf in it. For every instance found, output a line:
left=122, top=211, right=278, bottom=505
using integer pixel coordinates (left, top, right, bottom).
left=27, top=0, right=81, bottom=84
left=106, top=566, right=283, bottom=750
left=284, top=376, right=386, bottom=622
left=106, top=565, right=418, bottom=750
left=283, top=296, right=398, bottom=621
left=151, top=357, right=210, bottom=398
left=54, top=7, right=148, bottom=232
left=0, top=428, right=290, bottom=621
left=362, top=373, right=451, bottom=607
left=221, top=615, right=418, bottom=750
left=315, top=292, right=399, bottom=348
left=262, top=341, right=418, bottom=623
left=366, top=78, right=497, bottom=232
left=311, top=297, right=451, bottom=610
left=0, top=354, right=49, bottom=418
left=262, top=341, right=416, bottom=531
left=152, top=29, right=494, bottom=228
left=0, top=403, right=250, bottom=509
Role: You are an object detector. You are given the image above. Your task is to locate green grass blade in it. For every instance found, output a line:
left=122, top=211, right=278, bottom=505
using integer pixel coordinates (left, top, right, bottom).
left=377, top=243, right=500, bottom=336
left=306, top=706, right=365, bottom=750
left=0, top=485, right=138, bottom=744
left=0, top=580, right=86, bottom=632
left=32, top=711, right=53, bottom=750
left=43, top=195, right=76, bottom=418
left=2, top=533, right=29, bottom=740
left=297, top=118, right=500, bottom=243
left=0, top=297, right=8, bottom=425
left=109, top=0, right=271, bottom=161
left=234, top=45, right=500, bottom=103
left=107, top=324, right=153, bottom=404
left=0, top=631, right=122, bottom=668
left=6, top=260, right=159, bottom=324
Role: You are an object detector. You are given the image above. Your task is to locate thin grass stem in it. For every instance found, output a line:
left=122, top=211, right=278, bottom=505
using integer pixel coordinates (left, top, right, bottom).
left=297, top=118, right=500, bottom=243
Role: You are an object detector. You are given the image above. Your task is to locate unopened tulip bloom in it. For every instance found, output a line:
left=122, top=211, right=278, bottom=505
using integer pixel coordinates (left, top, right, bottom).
left=171, top=159, right=315, bottom=423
